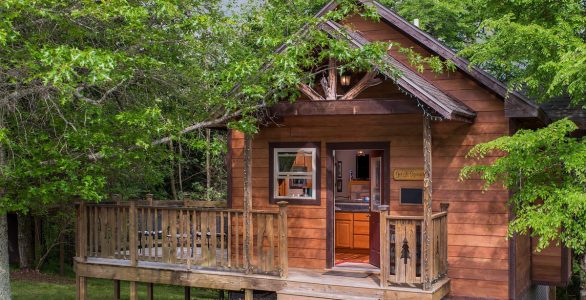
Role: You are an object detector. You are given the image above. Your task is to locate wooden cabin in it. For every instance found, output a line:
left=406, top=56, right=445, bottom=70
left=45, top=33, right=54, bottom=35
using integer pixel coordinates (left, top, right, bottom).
left=74, top=1, right=577, bottom=299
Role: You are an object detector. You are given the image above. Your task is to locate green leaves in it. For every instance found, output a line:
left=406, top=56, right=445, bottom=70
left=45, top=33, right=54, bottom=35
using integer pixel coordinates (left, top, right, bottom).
left=461, top=119, right=586, bottom=253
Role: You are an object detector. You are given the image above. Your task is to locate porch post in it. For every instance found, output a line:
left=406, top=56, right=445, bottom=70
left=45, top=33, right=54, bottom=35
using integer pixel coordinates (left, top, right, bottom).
left=422, top=115, right=433, bottom=290
left=243, top=133, right=253, bottom=274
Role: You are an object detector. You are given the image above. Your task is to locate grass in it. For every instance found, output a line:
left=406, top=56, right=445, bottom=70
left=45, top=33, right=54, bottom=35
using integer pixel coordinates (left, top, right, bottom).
left=12, top=277, right=220, bottom=300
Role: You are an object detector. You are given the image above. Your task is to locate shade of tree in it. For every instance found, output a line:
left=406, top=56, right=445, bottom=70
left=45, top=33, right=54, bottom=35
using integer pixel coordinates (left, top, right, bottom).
left=1, top=0, right=453, bottom=297
left=389, top=0, right=586, bottom=297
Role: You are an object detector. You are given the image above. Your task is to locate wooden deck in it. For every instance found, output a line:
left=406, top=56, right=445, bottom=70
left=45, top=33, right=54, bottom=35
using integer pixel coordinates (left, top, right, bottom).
left=75, top=257, right=450, bottom=300
left=75, top=201, right=450, bottom=299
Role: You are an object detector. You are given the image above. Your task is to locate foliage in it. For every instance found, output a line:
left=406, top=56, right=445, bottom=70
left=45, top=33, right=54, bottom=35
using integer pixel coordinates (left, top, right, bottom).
left=0, top=0, right=427, bottom=212
left=384, top=0, right=586, bottom=104
left=461, top=119, right=586, bottom=253
left=11, top=277, right=218, bottom=300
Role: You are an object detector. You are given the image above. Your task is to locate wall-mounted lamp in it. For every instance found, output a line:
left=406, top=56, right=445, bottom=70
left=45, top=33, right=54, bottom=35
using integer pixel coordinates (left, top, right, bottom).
left=340, top=74, right=351, bottom=86
left=356, top=150, right=365, bottom=156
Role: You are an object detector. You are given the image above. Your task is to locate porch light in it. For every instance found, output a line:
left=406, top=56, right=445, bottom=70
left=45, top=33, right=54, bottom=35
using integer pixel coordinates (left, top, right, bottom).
left=340, top=74, right=351, bottom=86
left=356, top=150, right=365, bottom=156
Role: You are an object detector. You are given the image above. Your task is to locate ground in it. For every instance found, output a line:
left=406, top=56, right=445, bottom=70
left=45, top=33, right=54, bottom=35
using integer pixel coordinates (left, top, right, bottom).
left=11, top=270, right=220, bottom=300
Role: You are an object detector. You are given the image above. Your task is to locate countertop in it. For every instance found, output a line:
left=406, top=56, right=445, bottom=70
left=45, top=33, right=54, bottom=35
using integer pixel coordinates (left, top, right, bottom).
left=334, top=202, right=370, bottom=212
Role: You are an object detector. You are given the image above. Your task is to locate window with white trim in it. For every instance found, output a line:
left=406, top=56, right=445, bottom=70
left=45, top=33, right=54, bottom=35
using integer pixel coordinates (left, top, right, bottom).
left=273, top=147, right=317, bottom=200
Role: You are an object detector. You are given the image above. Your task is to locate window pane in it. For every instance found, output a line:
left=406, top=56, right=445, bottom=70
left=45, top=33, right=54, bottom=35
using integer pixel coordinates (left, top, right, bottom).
left=277, top=151, right=313, bottom=173
left=274, top=148, right=316, bottom=200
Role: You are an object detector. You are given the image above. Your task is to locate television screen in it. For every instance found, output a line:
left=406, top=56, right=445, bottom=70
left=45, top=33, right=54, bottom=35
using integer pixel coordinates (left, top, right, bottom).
left=355, top=154, right=370, bottom=180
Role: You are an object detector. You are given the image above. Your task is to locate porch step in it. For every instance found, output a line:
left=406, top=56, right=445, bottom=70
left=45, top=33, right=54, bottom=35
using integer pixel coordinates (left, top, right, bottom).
left=277, top=288, right=381, bottom=300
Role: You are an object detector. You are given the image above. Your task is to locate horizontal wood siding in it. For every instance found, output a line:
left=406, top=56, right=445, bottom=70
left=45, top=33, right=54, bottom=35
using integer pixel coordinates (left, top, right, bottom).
left=230, top=14, right=511, bottom=300
left=341, top=14, right=511, bottom=299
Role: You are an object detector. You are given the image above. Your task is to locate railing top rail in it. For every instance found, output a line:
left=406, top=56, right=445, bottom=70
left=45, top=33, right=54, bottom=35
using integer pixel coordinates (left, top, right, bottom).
left=431, top=211, right=447, bottom=219
left=386, top=211, right=447, bottom=221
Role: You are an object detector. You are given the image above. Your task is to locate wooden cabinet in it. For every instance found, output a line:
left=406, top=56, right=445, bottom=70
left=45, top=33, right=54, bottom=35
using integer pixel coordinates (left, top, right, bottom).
left=335, top=212, right=369, bottom=249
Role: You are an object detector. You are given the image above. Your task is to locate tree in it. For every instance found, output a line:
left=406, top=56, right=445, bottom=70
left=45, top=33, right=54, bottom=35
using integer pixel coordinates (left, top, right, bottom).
left=384, top=0, right=585, bottom=296
left=1, top=0, right=436, bottom=297
left=385, top=0, right=585, bottom=104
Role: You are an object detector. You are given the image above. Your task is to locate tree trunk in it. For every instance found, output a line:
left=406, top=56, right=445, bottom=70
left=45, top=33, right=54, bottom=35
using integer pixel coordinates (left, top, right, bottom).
left=580, top=254, right=586, bottom=300
left=206, top=129, right=211, bottom=200
left=17, top=214, right=33, bottom=270
left=168, top=141, right=178, bottom=200
left=0, top=113, right=12, bottom=299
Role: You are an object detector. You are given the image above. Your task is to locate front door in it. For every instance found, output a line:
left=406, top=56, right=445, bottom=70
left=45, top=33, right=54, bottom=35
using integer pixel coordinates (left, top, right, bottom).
left=369, top=150, right=383, bottom=267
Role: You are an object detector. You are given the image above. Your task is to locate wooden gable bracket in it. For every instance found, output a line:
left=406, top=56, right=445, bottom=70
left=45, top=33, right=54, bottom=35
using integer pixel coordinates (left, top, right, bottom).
left=340, top=71, right=382, bottom=100
left=298, top=83, right=325, bottom=101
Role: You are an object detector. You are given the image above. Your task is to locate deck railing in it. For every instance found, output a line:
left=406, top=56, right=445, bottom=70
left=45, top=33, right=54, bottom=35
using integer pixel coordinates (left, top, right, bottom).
left=379, top=208, right=448, bottom=288
left=76, top=200, right=288, bottom=277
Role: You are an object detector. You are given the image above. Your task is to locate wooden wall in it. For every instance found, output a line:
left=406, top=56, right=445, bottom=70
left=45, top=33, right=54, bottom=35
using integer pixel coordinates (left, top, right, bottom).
left=531, top=238, right=572, bottom=286
left=341, top=14, right=511, bottom=299
left=230, top=13, right=513, bottom=300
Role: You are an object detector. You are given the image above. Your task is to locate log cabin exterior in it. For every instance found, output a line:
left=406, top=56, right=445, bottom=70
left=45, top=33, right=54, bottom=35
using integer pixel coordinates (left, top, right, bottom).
left=74, top=1, right=577, bottom=299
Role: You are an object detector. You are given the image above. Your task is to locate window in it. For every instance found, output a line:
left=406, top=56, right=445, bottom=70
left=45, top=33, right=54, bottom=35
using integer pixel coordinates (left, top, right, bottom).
left=269, top=142, right=320, bottom=205
left=400, top=188, right=423, bottom=204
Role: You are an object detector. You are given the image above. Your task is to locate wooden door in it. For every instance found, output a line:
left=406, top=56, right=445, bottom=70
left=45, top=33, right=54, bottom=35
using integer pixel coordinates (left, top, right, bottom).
left=369, top=150, right=383, bottom=267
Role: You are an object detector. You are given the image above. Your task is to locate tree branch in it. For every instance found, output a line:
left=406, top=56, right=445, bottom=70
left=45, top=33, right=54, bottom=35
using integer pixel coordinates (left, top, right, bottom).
left=0, top=86, right=55, bottom=108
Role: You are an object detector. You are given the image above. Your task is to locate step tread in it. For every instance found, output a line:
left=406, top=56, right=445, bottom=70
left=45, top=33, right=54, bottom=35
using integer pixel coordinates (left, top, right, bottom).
left=277, top=288, right=380, bottom=300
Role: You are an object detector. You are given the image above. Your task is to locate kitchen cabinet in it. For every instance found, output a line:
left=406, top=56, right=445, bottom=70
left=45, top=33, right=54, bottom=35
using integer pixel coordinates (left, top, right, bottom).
left=335, top=212, right=369, bottom=249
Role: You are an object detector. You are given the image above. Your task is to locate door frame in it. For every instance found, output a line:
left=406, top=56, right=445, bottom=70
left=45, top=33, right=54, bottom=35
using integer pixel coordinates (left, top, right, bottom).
left=325, top=142, right=390, bottom=269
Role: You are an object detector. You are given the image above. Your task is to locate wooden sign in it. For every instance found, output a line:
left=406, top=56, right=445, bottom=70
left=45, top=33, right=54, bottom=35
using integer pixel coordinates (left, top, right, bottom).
left=393, top=168, right=424, bottom=181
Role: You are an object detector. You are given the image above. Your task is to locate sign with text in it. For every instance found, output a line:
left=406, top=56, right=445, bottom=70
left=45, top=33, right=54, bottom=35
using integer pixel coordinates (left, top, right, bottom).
left=393, top=168, right=424, bottom=181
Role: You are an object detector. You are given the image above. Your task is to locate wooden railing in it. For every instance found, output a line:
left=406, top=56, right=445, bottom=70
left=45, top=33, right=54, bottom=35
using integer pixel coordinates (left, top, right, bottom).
left=76, top=200, right=288, bottom=277
left=380, top=208, right=448, bottom=288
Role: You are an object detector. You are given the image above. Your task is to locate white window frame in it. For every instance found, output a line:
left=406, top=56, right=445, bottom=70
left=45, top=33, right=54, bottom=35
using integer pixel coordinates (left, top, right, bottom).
left=273, top=147, right=317, bottom=200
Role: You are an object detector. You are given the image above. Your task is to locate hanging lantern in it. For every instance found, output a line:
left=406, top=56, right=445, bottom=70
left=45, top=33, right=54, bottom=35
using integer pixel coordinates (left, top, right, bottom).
left=340, top=73, right=351, bottom=86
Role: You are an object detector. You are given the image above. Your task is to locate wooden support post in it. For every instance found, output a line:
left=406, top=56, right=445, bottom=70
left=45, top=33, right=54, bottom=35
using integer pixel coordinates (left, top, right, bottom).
left=184, top=286, right=191, bottom=300
left=76, top=276, right=87, bottom=300
left=379, top=205, right=390, bottom=287
left=129, top=201, right=138, bottom=267
left=78, top=201, right=87, bottom=262
left=422, top=115, right=433, bottom=290
left=277, top=201, right=289, bottom=278
left=183, top=193, right=190, bottom=207
left=244, top=289, right=253, bottom=300
left=243, top=134, right=253, bottom=274
left=129, top=281, right=138, bottom=300
left=113, top=280, right=120, bottom=300
left=146, top=283, right=154, bottom=300
left=146, top=194, right=154, bottom=206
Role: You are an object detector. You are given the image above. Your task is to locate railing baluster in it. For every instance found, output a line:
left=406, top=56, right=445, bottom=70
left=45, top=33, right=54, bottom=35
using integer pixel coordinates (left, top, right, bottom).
left=219, top=211, right=224, bottom=266
left=210, top=211, right=217, bottom=267
left=129, top=201, right=137, bottom=267
left=277, top=202, right=288, bottom=278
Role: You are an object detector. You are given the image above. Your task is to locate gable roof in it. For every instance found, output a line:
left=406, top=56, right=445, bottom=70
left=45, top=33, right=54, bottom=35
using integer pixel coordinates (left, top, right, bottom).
left=321, top=21, right=476, bottom=122
left=316, top=0, right=549, bottom=124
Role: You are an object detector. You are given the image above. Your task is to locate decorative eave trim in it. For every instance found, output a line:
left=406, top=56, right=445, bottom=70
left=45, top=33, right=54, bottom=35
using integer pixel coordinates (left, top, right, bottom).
left=321, top=20, right=476, bottom=122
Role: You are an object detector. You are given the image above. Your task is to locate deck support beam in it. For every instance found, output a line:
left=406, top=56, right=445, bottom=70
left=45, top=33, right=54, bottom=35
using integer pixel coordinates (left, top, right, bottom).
left=130, top=281, right=138, bottom=300
left=76, top=276, right=87, bottom=300
left=146, top=282, right=154, bottom=300
left=243, top=134, right=253, bottom=274
left=184, top=286, right=191, bottom=300
left=245, top=289, right=254, bottom=300
left=422, top=115, right=433, bottom=290
left=113, top=280, right=120, bottom=300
